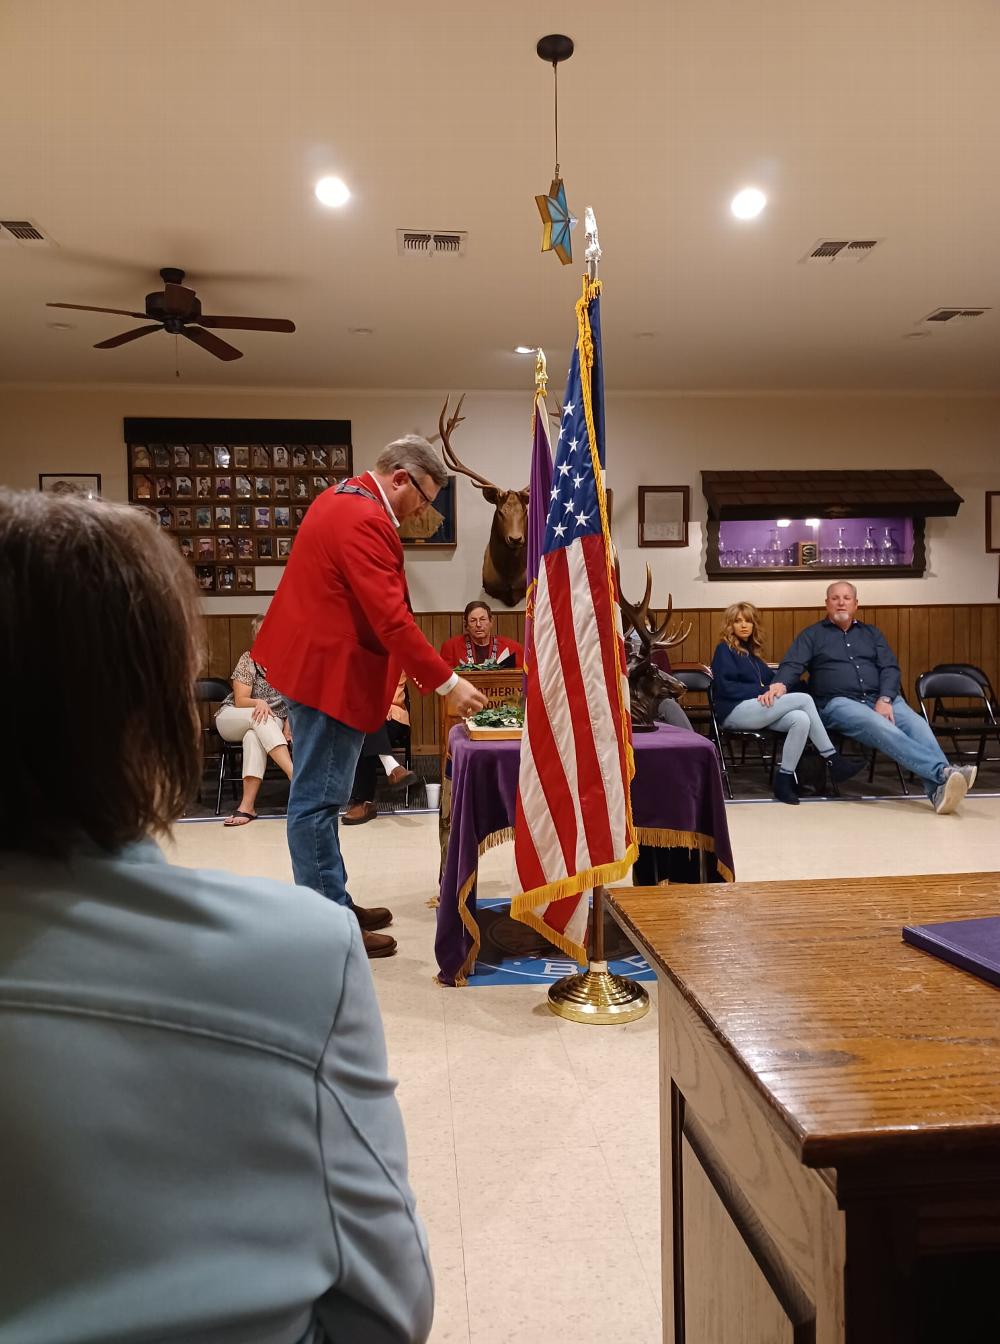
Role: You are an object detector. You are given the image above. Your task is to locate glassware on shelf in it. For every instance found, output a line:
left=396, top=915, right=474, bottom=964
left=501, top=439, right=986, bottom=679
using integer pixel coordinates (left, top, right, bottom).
left=835, top=526, right=847, bottom=565
left=881, top=527, right=900, bottom=566
left=767, top=528, right=783, bottom=567
left=863, top=526, right=877, bottom=565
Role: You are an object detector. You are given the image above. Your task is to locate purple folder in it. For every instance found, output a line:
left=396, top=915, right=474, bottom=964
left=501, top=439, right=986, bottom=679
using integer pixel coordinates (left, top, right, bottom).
left=902, top=916, right=1000, bottom=989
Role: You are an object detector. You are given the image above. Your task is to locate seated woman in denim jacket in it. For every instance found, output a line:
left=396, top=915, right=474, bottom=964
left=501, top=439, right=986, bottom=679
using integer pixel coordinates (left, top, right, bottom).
left=710, top=603, right=863, bottom=805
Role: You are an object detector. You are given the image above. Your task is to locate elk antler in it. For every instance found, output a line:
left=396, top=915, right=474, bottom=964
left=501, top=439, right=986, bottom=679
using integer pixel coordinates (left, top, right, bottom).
left=437, top=395, right=499, bottom=492
left=616, top=562, right=691, bottom=653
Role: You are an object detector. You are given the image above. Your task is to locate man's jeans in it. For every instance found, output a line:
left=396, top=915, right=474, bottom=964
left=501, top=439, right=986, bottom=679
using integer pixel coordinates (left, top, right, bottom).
left=818, top=694, right=949, bottom=797
left=285, top=699, right=364, bottom=906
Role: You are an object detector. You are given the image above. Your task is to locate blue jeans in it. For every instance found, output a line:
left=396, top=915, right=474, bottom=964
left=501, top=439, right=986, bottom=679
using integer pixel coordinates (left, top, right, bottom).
left=285, top=699, right=364, bottom=906
left=723, top=692, right=835, bottom=773
left=818, top=694, right=949, bottom=797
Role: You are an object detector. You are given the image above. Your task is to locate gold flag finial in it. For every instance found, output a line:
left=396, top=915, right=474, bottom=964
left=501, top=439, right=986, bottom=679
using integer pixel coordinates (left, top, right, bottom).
left=534, top=347, right=548, bottom=393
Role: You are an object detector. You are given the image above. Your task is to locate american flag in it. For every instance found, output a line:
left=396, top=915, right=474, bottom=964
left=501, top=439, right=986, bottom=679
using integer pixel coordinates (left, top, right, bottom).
left=510, top=279, right=638, bottom=963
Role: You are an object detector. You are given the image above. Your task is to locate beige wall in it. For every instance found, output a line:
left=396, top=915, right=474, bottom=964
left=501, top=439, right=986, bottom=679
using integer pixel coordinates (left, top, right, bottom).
left=1, top=383, right=998, bottom=612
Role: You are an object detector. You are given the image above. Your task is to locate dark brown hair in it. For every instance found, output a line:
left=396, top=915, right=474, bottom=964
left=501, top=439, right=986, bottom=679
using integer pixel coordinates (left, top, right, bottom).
left=463, top=600, right=491, bottom=624
left=0, top=489, right=205, bottom=858
left=719, top=602, right=765, bottom=658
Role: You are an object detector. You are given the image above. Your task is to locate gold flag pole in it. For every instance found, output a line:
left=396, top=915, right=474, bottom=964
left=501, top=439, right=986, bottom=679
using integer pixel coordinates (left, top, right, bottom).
left=548, top=207, right=649, bottom=1025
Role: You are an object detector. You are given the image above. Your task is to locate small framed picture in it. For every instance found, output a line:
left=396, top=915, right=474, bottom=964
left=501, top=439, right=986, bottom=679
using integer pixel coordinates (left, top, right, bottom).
left=252, top=445, right=271, bottom=468
left=235, top=475, right=252, bottom=498
left=235, top=505, right=252, bottom=529
left=174, top=475, right=193, bottom=497
left=156, top=506, right=173, bottom=529
left=236, top=535, right=254, bottom=559
left=215, top=476, right=232, bottom=497
left=254, top=506, right=272, bottom=529
left=311, top=447, right=329, bottom=468
left=175, top=506, right=192, bottom=529
left=987, top=492, right=1000, bottom=552
left=330, top=445, right=349, bottom=472
left=274, top=505, right=290, bottom=528
left=291, top=446, right=308, bottom=469
left=213, top=445, right=231, bottom=468
left=153, top=447, right=171, bottom=469
left=277, top=536, right=292, bottom=558
left=257, top=535, right=274, bottom=559
left=155, top=476, right=173, bottom=499
left=215, top=505, right=232, bottom=528
left=273, top=475, right=290, bottom=498
left=312, top=476, right=329, bottom=495
left=217, top=565, right=236, bottom=591
left=638, top=486, right=690, bottom=548
left=232, top=446, right=250, bottom=469
left=293, top=477, right=310, bottom=500
left=131, top=445, right=152, bottom=468
left=133, top=474, right=153, bottom=499
left=172, top=445, right=191, bottom=468
left=39, top=472, right=103, bottom=499
left=195, top=505, right=212, bottom=529
left=195, top=565, right=216, bottom=591
left=194, top=445, right=213, bottom=469
left=254, top=475, right=271, bottom=497
left=217, top=535, right=235, bottom=561
left=273, top=445, right=289, bottom=468
left=236, top=566, right=255, bottom=591
left=293, top=505, right=308, bottom=527
left=177, top=536, right=194, bottom=559
left=196, top=477, right=212, bottom=498
left=196, top=536, right=216, bottom=560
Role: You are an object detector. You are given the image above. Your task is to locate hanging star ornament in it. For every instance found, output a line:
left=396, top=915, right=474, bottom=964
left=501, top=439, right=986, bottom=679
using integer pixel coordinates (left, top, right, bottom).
left=535, top=176, right=577, bottom=266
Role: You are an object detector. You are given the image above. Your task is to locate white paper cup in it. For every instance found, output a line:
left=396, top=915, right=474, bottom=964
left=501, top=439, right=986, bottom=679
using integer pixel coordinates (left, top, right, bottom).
left=424, top=783, right=441, bottom=810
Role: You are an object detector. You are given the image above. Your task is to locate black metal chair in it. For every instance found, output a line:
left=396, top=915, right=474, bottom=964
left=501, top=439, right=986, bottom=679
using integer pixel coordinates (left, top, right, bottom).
left=670, top=664, right=777, bottom=800
left=926, top=664, right=999, bottom=762
left=194, top=678, right=235, bottom=809
left=915, top=670, right=1000, bottom=776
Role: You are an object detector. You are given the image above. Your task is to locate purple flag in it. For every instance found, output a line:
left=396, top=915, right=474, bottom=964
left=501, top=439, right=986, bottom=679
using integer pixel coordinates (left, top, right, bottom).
left=523, top=389, right=554, bottom=678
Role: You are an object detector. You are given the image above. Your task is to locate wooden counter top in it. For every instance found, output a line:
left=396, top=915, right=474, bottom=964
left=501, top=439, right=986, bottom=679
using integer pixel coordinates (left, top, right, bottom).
left=608, top=873, right=1000, bottom=1168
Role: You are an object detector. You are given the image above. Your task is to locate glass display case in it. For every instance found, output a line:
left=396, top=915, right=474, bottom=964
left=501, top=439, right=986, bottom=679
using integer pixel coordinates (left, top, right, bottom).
left=706, top=516, right=925, bottom=580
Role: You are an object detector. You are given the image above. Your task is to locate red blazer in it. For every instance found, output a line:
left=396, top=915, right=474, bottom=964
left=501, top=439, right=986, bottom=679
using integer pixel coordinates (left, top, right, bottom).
left=440, top=634, right=524, bottom=670
left=253, top=473, right=453, bottom=732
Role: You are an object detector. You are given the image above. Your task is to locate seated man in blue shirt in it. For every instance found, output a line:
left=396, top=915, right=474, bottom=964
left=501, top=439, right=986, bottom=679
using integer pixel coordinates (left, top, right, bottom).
left=771, top=581, right=974, bottom=815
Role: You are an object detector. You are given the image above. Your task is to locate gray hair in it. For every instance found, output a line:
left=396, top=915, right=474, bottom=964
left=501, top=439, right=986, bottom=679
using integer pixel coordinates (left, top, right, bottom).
left=825, top=580, right=858, bottom=599
left=374, top=435, right=448, bottom=488
left=250, top=613, right=267, bottom=640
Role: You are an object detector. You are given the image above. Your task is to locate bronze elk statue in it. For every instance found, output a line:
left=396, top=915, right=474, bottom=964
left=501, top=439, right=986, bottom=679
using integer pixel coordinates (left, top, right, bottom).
left=617, top=562, right=691, bottom=731
left=438, top=395, right=529, bottom=607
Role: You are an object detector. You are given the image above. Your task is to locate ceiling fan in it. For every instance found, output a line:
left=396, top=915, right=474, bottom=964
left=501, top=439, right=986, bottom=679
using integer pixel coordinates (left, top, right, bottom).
left=47, top=267, right=295, bottom=362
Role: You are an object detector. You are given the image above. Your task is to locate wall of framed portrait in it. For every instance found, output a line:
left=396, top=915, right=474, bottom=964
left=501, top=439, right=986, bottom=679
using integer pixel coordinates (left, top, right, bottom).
left=124, top=417, right=351, bottom=595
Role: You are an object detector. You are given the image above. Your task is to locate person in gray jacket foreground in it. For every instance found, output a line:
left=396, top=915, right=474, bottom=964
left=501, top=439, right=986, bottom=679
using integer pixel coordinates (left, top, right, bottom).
left=0, top=487, right=432, bottom=1344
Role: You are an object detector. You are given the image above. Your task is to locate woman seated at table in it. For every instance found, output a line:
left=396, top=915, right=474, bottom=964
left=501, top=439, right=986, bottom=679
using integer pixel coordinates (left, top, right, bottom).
left=440, top=601, right=523, bottom=669
left=710, top=602, right=863, bottom=805
left=215, top=615, right=293, bottom=825
left=0, top=488, right=431, bottom=1343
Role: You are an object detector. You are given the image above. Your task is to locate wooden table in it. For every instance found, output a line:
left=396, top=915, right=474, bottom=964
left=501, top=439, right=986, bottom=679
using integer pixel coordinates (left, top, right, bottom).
left=608, top=873, right=1000, bottom=1343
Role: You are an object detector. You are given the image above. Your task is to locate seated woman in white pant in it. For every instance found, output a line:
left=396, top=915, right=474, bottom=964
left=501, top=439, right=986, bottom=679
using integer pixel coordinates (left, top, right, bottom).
left=215, top=616, right=293, bottom=825
left=710, top=603, right=863, bottom=805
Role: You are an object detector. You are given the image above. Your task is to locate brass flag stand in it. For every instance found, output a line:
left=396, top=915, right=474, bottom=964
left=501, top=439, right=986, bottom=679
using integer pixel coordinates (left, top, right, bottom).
left=547, top=885, right=649, bottom=1023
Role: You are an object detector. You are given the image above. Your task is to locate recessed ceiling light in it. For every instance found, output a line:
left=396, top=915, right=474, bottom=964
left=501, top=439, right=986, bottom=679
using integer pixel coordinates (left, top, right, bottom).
left=776, top=519, right=791, bottom=528
left=514, top=346, right=536, bottom=354
left=315, top=176, right=351, bottom=208
left=731, top=187, right=766, bottom=220
left=348, top=326, right=374, bottom=336
left=805, top=517, right=821, bottom=528
left=46, top=320, right=74, bottom=331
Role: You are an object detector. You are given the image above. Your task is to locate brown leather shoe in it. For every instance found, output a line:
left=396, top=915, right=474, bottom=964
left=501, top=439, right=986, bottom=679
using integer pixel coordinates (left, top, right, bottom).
left=362, top=929, right=398, bottom=958
left=386, top=765, right=419, bottom=790
left=342, top=801, right=378, bottom=825
left=353, top=903, right=393, bottom=932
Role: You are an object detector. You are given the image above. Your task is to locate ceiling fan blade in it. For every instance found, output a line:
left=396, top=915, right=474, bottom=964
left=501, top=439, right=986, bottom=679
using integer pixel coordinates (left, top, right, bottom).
left=162, top=283, right=198, bottom=316
left=93, top=324, right=163, bottom=350
left=198, top=315, right=296, bottom=332
left=181, top=326, right=243, bottom=361
left=48, top=302, right=147, bottom=319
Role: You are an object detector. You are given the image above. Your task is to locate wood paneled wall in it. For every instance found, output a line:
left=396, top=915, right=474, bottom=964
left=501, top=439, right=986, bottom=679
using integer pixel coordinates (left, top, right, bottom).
left=203, top=604, right=1000, bottom=754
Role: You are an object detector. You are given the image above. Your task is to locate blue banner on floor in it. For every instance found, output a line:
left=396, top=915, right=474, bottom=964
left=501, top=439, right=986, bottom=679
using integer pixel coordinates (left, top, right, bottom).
left=467, top=898, right=654, bottom=986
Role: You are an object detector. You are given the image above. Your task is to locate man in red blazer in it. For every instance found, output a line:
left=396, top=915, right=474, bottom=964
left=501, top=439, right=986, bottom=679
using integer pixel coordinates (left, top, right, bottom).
left=254, top=436, right=485, bottom=957
left=440, top=601, right=524, bottom=669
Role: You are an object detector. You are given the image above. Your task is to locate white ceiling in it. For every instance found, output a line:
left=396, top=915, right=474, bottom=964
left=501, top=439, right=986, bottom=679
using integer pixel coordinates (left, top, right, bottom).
left=1, top=0, right=999, bottom=392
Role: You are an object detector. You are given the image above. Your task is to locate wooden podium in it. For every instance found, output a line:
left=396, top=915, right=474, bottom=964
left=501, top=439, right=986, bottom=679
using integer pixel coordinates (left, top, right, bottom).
left=436, top=666, right=523, bottom=779
left=609, top=873, right=1000, bottom=1343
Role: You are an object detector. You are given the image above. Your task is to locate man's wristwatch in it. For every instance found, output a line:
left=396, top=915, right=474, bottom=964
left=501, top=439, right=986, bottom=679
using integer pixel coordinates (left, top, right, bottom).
left=877, top=695, right=892, bottom=704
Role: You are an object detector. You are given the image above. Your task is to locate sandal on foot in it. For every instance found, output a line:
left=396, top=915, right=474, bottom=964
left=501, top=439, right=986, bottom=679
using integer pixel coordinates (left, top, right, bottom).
left=224, top=810, right=257, bottom=826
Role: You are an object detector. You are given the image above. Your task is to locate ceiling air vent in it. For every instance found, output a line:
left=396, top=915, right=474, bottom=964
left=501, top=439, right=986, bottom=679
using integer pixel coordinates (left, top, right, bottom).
left=396, top=229, right=468, bottom=258
left=802, top=237, right=881, bottom=265
left=0, top=218, right=55, bottom=246
left=921, top=306, right=990, bottom=324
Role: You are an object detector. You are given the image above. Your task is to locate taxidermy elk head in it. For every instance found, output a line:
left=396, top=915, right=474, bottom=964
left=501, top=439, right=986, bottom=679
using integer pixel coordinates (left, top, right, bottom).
left=438, top=395, right=529, bottom=608
left=617, top=562, right=691, bottom=731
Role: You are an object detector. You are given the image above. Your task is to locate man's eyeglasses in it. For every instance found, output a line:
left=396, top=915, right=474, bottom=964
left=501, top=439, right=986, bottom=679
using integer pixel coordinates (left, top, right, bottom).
left=406, top=472, right=435, bottom=508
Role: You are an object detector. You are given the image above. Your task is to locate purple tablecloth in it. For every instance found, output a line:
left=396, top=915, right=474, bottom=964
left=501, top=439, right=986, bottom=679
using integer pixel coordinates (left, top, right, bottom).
left=435, top=723, right=734, bottom=985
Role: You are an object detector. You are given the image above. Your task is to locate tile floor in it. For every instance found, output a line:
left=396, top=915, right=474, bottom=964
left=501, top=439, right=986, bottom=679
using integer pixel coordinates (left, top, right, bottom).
left=166, top=790, right=1000, bottom=1344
